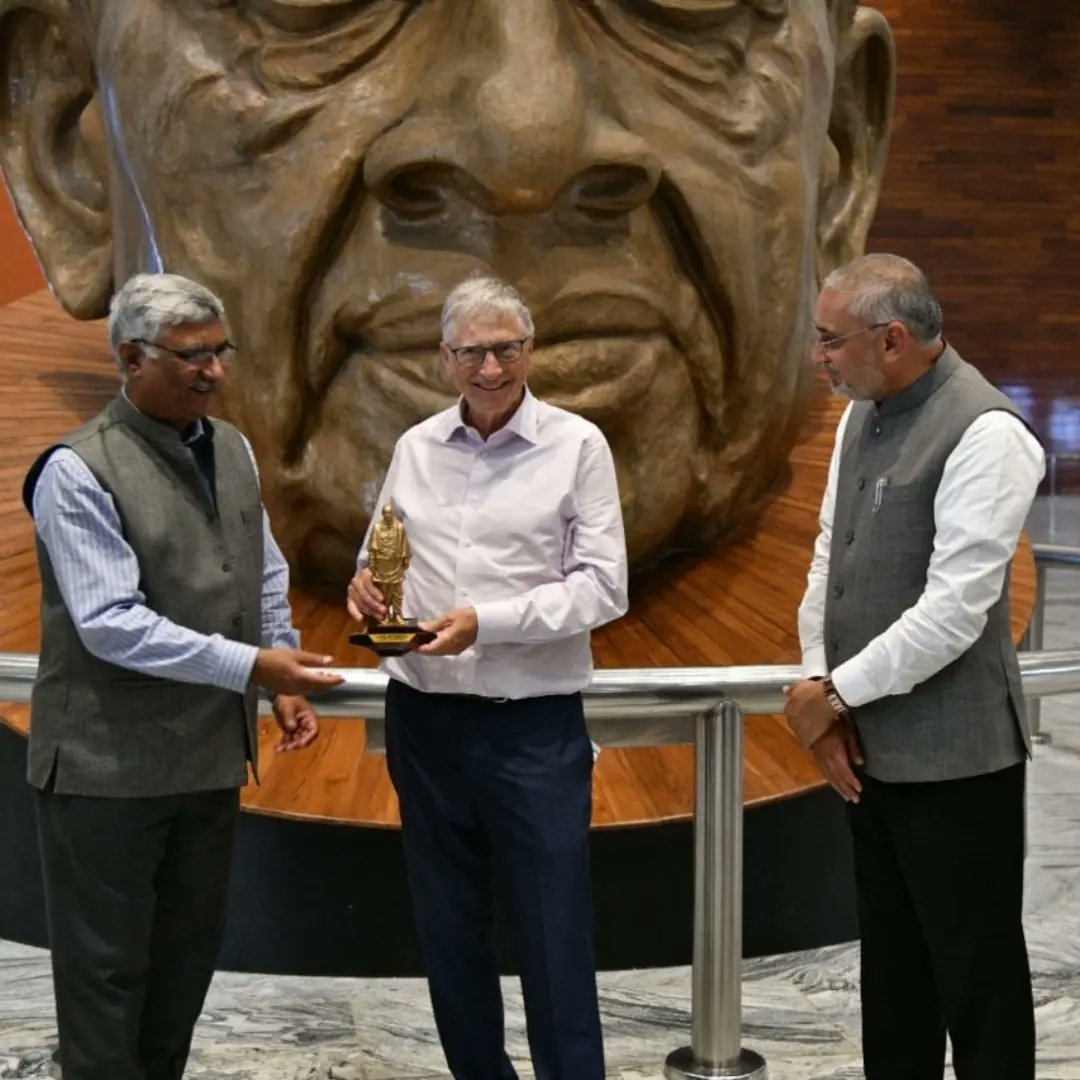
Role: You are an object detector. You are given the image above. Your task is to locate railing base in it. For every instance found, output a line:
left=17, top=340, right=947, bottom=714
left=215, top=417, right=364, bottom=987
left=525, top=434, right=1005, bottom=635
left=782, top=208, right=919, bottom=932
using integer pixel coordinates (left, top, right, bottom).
left=664, top=1046, right=767, bottom=1079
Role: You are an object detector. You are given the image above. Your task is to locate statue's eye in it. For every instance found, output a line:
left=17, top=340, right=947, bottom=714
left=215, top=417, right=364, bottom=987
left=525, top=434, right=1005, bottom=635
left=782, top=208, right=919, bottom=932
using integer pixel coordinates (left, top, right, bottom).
left=245, top=0, right=377, bottom=35
left=232, top=0, right=415, bottom=89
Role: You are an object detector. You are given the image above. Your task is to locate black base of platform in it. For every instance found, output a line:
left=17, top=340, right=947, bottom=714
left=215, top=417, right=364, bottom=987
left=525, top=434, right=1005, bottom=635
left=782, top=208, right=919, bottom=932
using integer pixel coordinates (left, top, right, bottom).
left=0, top=723, right=857, bottom=975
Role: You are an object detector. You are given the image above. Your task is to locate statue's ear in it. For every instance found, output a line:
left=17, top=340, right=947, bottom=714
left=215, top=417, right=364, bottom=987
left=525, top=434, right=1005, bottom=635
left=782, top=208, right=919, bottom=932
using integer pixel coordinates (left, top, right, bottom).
left=816, top=7, right=896, bottom=278
left=0, top=2, right=111, bottom=317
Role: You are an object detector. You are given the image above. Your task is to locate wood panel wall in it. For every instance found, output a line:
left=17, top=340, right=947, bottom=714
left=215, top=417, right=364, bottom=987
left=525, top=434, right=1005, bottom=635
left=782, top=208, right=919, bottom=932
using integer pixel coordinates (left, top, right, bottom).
left=0, top=186, right=43, bottom=307
left=868, top=0, right=1080, bottom=455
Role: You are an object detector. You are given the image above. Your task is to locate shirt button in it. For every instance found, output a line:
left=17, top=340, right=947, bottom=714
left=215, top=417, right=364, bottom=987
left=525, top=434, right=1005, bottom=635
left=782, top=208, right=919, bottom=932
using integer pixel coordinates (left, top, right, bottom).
left=857, top=477, right=866, bottom=491
left=833, top=583, right=844, bottom=598
left=845, top=529, right=855, bottom=545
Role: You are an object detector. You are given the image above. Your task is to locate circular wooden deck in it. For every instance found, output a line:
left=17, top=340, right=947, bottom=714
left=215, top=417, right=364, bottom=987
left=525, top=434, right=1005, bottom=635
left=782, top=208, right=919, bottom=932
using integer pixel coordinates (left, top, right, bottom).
left=0, top=289, right=1036, bottom=829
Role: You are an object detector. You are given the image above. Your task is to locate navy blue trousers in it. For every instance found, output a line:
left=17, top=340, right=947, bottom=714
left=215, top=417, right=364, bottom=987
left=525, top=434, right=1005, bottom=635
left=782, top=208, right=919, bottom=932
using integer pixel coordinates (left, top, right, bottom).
left=848, top=762, right=1033, bottom=1080
left=385, top=679, right=604, bottom=1080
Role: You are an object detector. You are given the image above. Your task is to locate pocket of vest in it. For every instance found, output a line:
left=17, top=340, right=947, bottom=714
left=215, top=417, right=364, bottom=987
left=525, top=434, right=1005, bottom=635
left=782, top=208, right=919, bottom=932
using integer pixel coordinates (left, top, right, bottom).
left=109, top=674, right=177, bottom=689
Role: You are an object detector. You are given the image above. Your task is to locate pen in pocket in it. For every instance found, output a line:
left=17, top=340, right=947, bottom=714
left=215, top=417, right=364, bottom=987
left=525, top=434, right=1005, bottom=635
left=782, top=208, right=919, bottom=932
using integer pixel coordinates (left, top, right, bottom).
left=872, top=476, right=888, bottom=513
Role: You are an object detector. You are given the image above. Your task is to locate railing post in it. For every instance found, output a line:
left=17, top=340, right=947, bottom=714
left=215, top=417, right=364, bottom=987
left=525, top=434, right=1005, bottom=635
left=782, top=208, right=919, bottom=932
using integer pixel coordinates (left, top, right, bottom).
left=665, top=700, right=767, bottom=1080
left=1022, top=559, right=1051, bottom=745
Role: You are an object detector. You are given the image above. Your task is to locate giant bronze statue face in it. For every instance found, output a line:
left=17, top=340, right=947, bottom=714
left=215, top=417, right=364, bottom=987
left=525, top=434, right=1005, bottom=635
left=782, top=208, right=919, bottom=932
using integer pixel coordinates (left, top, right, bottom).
left=0, top=0, right=893, bottom=583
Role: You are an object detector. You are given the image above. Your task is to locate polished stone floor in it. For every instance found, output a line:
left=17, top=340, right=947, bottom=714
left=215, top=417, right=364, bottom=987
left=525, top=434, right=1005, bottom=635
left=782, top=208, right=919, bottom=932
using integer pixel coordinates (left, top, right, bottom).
left=2, top=499, right=1077, bottom=1079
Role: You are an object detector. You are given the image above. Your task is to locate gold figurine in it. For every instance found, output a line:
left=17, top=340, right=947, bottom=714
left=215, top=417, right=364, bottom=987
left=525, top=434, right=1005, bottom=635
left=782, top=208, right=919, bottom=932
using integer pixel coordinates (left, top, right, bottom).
left=368, top=504, right=411, bottom=625
left=349, top=506, right=434, bottom=657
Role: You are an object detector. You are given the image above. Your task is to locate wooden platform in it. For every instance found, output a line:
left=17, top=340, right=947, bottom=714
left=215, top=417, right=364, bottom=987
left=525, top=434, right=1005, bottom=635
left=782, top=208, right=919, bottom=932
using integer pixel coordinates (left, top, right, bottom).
left=0, top=290, right=1036, bottom=829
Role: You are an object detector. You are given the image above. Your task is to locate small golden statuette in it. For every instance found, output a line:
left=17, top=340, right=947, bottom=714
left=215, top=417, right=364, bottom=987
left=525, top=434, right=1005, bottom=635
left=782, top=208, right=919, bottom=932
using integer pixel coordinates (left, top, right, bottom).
left=349, top=505, right=435, bottom=657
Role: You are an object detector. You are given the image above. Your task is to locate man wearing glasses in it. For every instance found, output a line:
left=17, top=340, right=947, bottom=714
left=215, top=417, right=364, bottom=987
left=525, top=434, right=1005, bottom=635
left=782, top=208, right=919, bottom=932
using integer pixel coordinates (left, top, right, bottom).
left=786, top=254, right=1043, bottom=1079
left=22, top=272, right=343, bottom=1080
left=347, top=276, right=628, bottom=1080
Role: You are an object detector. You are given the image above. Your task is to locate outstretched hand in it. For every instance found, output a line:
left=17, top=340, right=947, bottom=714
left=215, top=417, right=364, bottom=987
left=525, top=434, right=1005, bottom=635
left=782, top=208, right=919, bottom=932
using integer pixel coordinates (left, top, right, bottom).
left=251, top=649, right=343, bottom=695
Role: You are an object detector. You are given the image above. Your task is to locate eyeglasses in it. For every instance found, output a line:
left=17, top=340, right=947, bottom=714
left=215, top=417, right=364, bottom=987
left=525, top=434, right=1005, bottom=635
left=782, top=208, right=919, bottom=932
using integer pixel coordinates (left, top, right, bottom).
left=811, top=322, right=890, bottom=352
left=445, top=338, right=531, bottom=368
left=134, top=338, right=237, bottom=366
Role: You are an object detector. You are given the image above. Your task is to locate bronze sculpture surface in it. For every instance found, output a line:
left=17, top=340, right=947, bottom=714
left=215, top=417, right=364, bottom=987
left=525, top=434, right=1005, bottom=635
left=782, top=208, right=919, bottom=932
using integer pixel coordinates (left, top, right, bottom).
left=0, top=0, right=894, bottom=583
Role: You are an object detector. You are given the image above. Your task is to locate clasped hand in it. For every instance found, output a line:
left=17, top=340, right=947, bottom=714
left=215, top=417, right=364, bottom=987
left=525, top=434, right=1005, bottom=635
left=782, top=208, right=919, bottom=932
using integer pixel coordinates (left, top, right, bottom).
left=783, top=679, right=864, bottom=803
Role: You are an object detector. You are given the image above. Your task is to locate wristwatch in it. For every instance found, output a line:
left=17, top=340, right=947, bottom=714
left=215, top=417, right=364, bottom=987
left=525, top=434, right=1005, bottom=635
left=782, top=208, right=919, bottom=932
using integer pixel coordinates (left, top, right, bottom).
left=821, top=676, right=852, bottom=721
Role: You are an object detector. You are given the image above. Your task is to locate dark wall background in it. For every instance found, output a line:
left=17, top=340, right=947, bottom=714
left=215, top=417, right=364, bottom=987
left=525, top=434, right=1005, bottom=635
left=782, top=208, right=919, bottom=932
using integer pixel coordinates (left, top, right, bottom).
left=867, top=0, right=1079, bottom=459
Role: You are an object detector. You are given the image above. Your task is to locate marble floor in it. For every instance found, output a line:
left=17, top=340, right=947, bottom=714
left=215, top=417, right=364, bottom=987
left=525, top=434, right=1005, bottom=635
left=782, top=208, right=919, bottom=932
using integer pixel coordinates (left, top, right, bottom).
left=2, top=499, right=1078, bottom=1080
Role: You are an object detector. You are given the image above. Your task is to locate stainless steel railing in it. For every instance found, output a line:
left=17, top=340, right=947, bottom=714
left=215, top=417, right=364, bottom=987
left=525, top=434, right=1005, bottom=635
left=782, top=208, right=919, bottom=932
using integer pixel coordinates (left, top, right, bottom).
left=3, top=649, right=1080, bottom=1080
left=1024, top=543, right=1080, bottom=744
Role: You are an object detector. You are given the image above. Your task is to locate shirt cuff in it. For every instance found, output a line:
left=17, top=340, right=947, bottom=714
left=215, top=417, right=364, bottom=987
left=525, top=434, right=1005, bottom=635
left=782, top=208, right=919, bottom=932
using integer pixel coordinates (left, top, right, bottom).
left=829, top=657, right=879, bottom=710
left=474, top=599, right=521, bottom=645
left=266, top=627, right=301, bottom=650
left=214, top=639, right=260, bottom=694
left=801, top=646, right=828, bottom=680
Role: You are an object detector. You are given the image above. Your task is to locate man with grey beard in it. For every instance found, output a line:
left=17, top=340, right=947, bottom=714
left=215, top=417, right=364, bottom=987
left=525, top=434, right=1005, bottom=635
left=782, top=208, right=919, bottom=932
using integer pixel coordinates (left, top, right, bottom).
left=786, top=254, right=1043, bottom=1079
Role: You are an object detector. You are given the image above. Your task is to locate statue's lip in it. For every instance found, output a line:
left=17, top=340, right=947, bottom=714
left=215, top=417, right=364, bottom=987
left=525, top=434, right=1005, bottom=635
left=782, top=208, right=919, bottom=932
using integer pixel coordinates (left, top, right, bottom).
left=324, top=279, right=682, bottom=421
left=334, top=281, right=675, bottom=355
left=353, top=331, right=669, bottom=425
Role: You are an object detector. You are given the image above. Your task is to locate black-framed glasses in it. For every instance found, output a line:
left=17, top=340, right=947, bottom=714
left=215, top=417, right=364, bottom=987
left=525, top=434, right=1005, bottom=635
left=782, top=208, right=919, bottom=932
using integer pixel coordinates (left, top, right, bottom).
left=445, top=338, right=531, bottom=368
left=811, top=322, right=890, bottom=352
left=133, top=338, right=237, bottom=366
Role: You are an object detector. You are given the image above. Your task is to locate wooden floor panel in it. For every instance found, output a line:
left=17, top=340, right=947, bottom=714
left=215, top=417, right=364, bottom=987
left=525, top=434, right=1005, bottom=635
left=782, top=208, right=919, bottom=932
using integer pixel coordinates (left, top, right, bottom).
left=0, top=290, right=1036, bottom=828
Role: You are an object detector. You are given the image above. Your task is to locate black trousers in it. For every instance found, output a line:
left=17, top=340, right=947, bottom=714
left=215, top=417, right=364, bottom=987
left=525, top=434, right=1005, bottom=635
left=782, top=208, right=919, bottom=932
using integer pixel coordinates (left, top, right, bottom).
left=385, top=679, right=604, bottom=1080
left=847, top=762, right=1034, bottom=1079
left=35, top=787, right=239, bottom=1080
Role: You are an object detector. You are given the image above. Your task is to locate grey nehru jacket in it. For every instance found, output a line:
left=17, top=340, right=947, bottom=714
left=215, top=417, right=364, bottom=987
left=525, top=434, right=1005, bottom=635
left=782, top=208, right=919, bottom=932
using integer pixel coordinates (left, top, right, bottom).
left=24, top=393, right=265, bottom=797
left=824, top=346, right=1036, bottom=783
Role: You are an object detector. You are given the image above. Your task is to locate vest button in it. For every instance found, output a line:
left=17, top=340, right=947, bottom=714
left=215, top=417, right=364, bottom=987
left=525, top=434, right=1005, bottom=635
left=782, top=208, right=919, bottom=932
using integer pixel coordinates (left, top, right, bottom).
left=845, top=529, right=855, bottom=545
left=872, top=424, right=881, bottom=436
left=830, top=637, right=839, bottom=652
left=833, top=583, right=844, bottom=598
left=222, top=561, right=232, bottom=572
left=857, top=477, right=866, bottom=490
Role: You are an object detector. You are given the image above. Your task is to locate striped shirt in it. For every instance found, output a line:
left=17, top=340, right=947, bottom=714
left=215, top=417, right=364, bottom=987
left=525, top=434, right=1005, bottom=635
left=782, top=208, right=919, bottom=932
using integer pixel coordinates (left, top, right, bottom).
left=31, top=422, right=298, bottom=694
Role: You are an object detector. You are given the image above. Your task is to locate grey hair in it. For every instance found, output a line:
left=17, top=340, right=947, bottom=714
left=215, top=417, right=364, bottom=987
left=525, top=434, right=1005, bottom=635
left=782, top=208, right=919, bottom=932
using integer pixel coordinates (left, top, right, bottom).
left=822, top=254, right=943, bottom=346
left=440, top=276, right=535, bottom=343
left=107, top=273, right=227, bottom=379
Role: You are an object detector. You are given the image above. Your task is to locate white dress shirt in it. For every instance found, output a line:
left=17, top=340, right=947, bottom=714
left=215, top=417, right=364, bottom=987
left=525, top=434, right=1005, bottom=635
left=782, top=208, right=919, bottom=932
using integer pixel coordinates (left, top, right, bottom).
left=798, top=406, right=1044, bottom=707
left=358, top=388, right=629, bottom=699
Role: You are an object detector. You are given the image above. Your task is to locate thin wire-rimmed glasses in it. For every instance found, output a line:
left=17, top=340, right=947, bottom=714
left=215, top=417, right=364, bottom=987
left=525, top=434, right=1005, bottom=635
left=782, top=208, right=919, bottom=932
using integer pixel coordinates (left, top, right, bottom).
left=133, top=338, right=237, bottom=366
left=445, top=338, right=532, bottom=369
left=811, top=322, right=890, bottom=353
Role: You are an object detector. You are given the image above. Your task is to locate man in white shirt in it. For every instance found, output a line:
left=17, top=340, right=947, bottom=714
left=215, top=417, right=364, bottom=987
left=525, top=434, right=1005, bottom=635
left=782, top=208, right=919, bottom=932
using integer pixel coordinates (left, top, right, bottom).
left=786, top=254, right=1043, bottom=1080
left=347, top=276, right=628, bottom=1080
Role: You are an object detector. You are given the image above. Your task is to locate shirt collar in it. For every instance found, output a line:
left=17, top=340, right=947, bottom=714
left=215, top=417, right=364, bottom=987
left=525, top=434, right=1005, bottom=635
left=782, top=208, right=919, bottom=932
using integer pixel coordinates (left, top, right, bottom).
left=437, top=386, right=539, bottom=446
left=118, top=387, right=213, bottom=447
left=875, top=342, right=959, bottom=418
